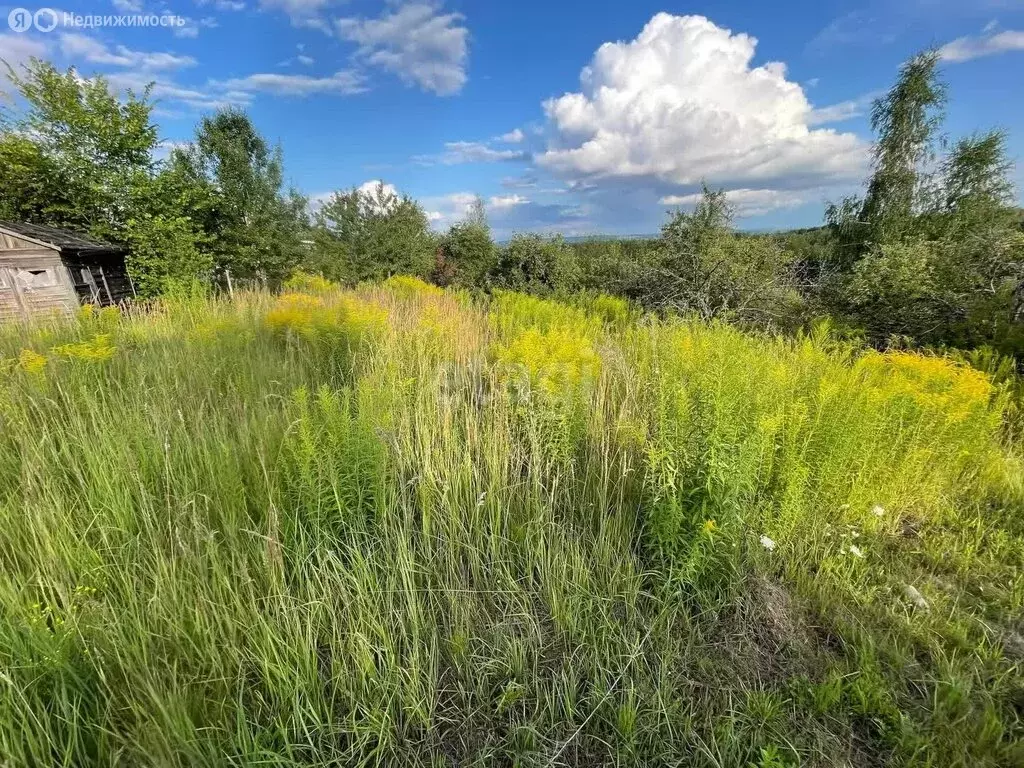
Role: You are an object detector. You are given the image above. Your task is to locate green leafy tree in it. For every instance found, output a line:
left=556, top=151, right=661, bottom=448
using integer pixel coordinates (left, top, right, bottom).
left=0, top=133, right=70, bottom=221
left=858, top=50, right=946, bottom=246
left=435, top=196, right=496, bottom=287
left=938, top=131, right=1015, bottom=213
left=571, top=238, right=661, bottom=301
left=652, top=185, right=800, bottom=325
left=490, top=233, right=581, bottom=295
left=825, top=51, right=946, bottom=270
left=123, top=213, right=214, bottom=297
left=0, top=61, right=216, bottom=294
left=184, top=108, right=307, bottom=283
left=844, top=230, right=1023, bottom=348
left=0, top=60, right=157, bottom=240
left=831, top=57, right=1024, bottom=349
left=311, top=182, right=435, bottom=283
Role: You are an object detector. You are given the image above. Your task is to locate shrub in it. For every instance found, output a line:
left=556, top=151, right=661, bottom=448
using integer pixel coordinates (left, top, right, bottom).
left=382, top=274, right=445, bottom=300
left=283, top=271, right=338, bottom=294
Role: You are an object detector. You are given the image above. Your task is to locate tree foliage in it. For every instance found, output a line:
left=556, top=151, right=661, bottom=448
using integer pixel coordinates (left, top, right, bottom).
left=0, top=61, right=156, bottom=240
left=180, top=109, right=308, bottom=282
left=651, top=185, right=800, bottom=326
left=809, top=51, right=1021, bottom=351
left=859, top=50, right=947, bottom=247
left=434, top=197, right=496, bottom=288
left=490, top=233, right=581, bottom=295
left=311, top=183, right=435, bottom=283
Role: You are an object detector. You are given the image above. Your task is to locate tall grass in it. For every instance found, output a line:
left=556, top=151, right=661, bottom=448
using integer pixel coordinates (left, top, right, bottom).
left=0, top=279, right=1021, bottom=766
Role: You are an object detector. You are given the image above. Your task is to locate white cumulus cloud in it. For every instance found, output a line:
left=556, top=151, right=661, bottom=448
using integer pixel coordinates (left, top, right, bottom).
left=337, top=2, right=468, bottom=96
left=537, top=13, right=867, bottom=193
left=497, top=128, right=525, bottom=143
left=488, top=194, right=528, bottom=209
left=939, top=29, right=1024, bottom=62
left=356, top=180, right=399, bottom=198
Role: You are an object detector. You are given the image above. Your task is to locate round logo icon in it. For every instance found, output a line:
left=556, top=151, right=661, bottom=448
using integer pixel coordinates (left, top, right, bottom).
left=7, top=8, right=33, bottom=32
left=33, top=7, right=58, bottom=32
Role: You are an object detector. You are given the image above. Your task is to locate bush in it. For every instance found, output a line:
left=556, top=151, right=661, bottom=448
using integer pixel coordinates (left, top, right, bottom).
left=490, top=233, right=581, bottom=295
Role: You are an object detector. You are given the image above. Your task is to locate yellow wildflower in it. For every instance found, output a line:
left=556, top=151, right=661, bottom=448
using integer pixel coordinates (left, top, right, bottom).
left=859, top=350, right=994, bottom=424
left=283, top=272, right=338, bottom=294
left=383, top=275, right=444, bottom=299
left=51, top=334, right=116, bottom=363
left=492, top=326, right=601, bottom=397
left=18, top=349, right=47, bottom=375
left=265, top=291, right=387, bottom=345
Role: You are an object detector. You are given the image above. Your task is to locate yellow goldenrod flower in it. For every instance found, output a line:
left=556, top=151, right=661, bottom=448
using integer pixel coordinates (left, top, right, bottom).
left=18, top=349, right=47, bottom=375
left=491, top=326, right=601, bottom=398
left=51, top=334, right=116, bottom=363
left=283, top=272, right=338, bottom=294
left=383, top=274, right=444, bottom=299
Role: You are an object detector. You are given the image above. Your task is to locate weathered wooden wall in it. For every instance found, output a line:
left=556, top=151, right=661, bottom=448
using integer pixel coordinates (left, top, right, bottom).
left=63, top=256, right=134, bottom=306
left=0, top=244, right=80, bottom=321
left=0, top=269, right=23, bottom=323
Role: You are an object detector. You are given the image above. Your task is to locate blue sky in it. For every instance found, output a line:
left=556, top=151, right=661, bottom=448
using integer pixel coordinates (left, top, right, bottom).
left=2, top=0, right=1024, bottom=237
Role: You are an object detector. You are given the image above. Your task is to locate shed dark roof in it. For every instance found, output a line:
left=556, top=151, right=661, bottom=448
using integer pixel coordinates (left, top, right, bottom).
left=0, top=221, right=121, bottom=252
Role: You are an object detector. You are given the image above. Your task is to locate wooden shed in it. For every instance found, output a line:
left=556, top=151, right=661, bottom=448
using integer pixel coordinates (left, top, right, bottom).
left=0, top=222, right=134, bottom=322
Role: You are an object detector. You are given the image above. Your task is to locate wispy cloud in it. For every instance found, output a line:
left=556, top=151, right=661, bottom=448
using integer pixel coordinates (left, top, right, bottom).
left=105, top=70, right=250, bottom=111
left=939, top=28, right=1024, bottom=62
left=807, top=90, right=883, bottom=126
left=417, top=140, right=527, bottom=165
left=258, top=0, right=332, bottom=30
left=59, top=33, right=197, bottom=70
left=0, top=33, right=51, bottom=72
left=198, top=0, right=246, bottom=10
left=215, top=70, right=367, bottom=96
left=337, top=2, right=468, bottom=95
left=660, top=188, right=811, bottom=217
left=488, top=194, right=528, bottom=209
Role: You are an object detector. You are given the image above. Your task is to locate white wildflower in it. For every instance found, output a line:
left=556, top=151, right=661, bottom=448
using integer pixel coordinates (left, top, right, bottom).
left=759, top=535, right=776, bottom=552
left=872, top=504, right=885, bottom=517
left=848, top=545, right=864, bottom=557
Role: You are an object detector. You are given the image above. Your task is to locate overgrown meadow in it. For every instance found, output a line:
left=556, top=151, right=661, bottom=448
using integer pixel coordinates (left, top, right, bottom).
left=0, top=277, right=1022, bottom=767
